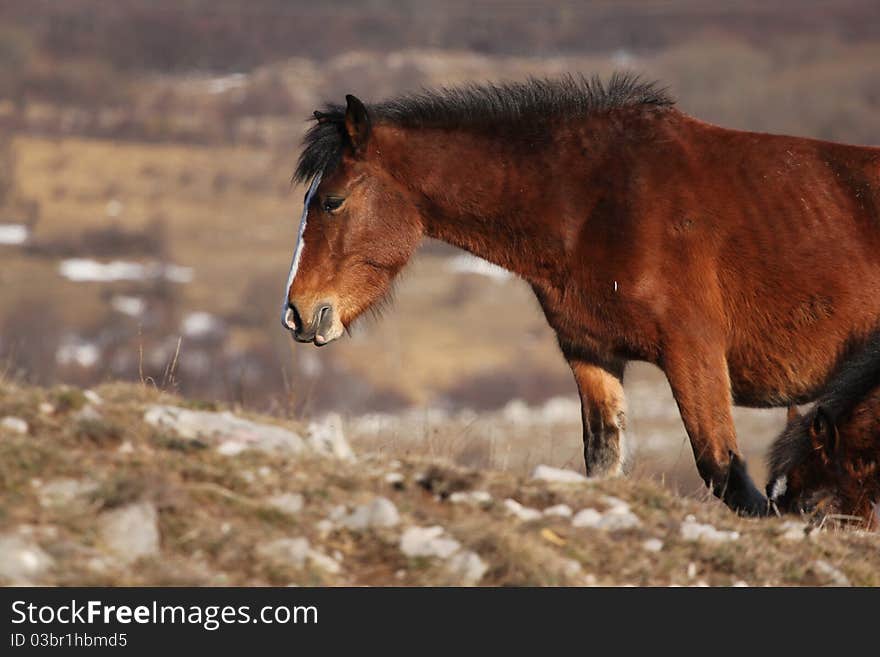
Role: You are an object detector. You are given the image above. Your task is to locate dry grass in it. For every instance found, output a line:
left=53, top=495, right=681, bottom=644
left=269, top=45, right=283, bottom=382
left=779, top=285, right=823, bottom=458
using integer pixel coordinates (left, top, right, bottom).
left=1, top=381, right=877, bottom=586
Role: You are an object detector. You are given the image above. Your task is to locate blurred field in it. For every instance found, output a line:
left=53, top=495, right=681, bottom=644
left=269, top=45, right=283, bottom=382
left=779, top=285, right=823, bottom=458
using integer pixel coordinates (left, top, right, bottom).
left=1, top=1, right=879, bottom=496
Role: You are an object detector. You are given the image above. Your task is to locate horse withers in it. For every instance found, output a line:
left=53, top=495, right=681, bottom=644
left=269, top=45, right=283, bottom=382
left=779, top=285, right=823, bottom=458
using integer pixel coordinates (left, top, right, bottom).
left=282, top=74, right=880, bottom=515
left=767, top=336, right=880, bottom=529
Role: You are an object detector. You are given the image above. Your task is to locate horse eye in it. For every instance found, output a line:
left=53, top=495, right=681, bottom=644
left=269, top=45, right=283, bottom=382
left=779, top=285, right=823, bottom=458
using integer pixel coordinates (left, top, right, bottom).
left=322, top=196, right=345, bottom=214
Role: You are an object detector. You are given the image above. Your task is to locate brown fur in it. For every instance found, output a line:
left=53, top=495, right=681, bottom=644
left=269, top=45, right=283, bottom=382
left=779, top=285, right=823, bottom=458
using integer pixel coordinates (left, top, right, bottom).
left=284, top=78, right=880, bottom=515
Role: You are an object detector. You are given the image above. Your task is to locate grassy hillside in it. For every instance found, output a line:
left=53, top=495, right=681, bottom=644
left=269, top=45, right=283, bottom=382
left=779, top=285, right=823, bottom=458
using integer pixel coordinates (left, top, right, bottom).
left=1, top=381, right=876, bottom=586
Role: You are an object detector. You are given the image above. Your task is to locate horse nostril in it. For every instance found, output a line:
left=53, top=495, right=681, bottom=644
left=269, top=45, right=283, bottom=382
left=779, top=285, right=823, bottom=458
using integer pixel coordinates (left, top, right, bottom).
left=317, top=304, right=331, bottom=325
left=314, top=304, right=334, bottom=345
left=286, top=303, right=303, bottom=332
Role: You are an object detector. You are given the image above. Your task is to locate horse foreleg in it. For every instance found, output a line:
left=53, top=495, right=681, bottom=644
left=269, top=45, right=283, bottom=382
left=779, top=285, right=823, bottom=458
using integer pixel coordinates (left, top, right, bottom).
left=567, top=358, right=627, bottom=478
left=662, top=345, right=769, bottom=516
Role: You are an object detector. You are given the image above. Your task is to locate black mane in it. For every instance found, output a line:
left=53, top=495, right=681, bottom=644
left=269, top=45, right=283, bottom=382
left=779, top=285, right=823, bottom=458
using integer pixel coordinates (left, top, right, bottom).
left=294, top=73, right=673, bottom=183
left=768, top=331, right=880, bottom=472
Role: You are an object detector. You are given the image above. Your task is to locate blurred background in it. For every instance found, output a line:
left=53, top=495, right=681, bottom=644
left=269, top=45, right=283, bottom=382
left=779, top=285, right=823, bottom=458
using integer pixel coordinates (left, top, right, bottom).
left=1, top=0, right=878, bottom=490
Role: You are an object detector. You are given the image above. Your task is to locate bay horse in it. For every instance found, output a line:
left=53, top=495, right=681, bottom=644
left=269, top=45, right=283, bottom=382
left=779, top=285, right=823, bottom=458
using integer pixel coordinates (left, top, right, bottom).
left=767, top=334, right=880, bottom=529
left=281, top=74, right=880, bottom=516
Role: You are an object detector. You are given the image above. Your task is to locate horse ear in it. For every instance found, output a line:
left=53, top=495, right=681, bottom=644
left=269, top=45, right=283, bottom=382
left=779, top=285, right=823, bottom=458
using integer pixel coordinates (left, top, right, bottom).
left=786, top=405, right=801, bottom=423
left=809, top=406, right=839, bottom=461
left=344, top=94, right=371, bottom=153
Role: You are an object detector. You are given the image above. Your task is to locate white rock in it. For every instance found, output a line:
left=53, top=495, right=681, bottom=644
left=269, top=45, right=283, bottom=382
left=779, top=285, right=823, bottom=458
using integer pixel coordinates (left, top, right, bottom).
left=307, top=549, right=341, bottom=574
left=384, top=472, right=405, bottom=486
left=39, top=402, right=55, bottom=415
left=268, top=493, right=304, bottom=516
left=446, top=550, right=488, bottom=585
left=328, top=505, right=347, bottom=522
left=560, top=558, right=583, bottom=578
left=687, top=562, right=698, bottom=579
left=1, top=416, right=28, bottom=434
left=599, top=509, right=642, bottom=531
left=572, top=508, right=603, bottom=528
left=811, top=560, right=850, bottom=586
left=531, top=464, right=589, bottom=484
left=306, top=413, right=355, bottom=461
left=98, top=502, right=160, bottom=564
left=341, top=497, right=400, bottom=531
left=543, top=504, right=573, bottom=518
left=400, top=526, right=461, bottom=559
left=144, top=405, right=305, bottom=456
left=680, top=515, right=740, bottom=543
left=449, top=490, right=493, bottom=506
left=38, top=478, right=98, bottom=509
left=778, top=520, right=809, bottom=541
left=217, top=441, right=247, bottom=456
left=572, top=506, right=640, bottom=531
left=0, top=534, right=54, bottom=583
left=642, top=538, right=664, bottom=553
left=602, top=496, right=631, bottom=513
left=256, top=537, right=310, bottom=568
left=503, top=498, right=542, bottom=522
left=83, top=390, right=103, bottom=405
left=86, top=556, right=112, bottom=574
left=74, top=404, right=102, bottom=423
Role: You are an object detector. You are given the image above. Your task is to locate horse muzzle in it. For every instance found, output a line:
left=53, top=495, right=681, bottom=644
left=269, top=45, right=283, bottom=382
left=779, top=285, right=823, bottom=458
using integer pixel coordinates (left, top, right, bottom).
left=284, top=301, right=342, bottom=346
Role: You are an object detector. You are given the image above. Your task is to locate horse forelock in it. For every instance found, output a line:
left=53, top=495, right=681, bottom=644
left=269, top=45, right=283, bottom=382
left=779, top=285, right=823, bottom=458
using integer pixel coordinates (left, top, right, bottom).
left=294, top=111, right=346, bottom=184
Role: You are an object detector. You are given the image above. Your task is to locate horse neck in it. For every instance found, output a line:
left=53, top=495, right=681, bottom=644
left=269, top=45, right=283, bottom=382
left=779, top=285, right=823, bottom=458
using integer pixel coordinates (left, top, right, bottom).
left=376, top=124, right=582, bottom=290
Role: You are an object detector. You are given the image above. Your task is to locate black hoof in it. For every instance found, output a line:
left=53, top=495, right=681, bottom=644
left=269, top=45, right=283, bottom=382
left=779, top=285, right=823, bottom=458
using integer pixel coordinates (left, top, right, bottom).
left=716, top=452, right=771, bottom=517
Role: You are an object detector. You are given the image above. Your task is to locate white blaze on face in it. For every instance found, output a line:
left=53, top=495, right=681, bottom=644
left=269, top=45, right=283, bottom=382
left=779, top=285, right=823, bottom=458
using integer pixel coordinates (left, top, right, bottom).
left=281, top=172, right=323, bottom=331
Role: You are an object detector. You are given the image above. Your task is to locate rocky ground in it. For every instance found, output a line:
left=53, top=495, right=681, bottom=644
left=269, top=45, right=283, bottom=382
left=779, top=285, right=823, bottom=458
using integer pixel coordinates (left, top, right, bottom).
left=1, top=381, right=878, bottom=587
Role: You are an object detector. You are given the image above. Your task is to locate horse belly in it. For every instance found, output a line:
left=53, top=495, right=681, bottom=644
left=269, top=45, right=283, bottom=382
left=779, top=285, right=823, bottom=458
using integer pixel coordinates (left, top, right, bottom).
left=726, top=282, right=880, bottom=407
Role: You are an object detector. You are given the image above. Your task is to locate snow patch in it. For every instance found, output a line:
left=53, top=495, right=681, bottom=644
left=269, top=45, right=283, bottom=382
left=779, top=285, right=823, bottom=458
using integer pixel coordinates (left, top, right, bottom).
left=111, top=295, right=145, bottom=317
left=59, top=259, right=193, bottom=283
left=182, top=312, right=223, bottom=338
left=0, top=223, right=28, bottom=245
